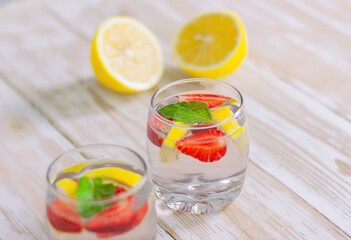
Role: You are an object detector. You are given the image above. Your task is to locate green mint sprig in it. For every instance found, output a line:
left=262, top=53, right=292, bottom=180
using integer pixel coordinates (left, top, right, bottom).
left=158, top=101, right=214, bottom=123
left=76, top=176, right=116, bottom=218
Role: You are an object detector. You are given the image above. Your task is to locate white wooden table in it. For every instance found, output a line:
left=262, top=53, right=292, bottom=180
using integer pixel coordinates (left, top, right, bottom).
left=0, top=0, right=350, bottom=239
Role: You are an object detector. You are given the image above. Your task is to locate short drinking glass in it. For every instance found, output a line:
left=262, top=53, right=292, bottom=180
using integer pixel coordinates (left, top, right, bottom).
left=46, top=144, right=156, bottom=240
left=146, top=78, right=249, bottom=214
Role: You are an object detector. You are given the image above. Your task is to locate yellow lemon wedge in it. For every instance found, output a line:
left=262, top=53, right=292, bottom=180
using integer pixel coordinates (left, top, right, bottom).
left=172, top=10, right=247, bottom=78
left=61, top=163, right=87, bottom=173
left=159, top=121, right=188, bottom=163
left=84, top=167, right=141, bottom=186
left=56, top=178, right=78, bottom=197
left=163, top=121, right=188, bottom=148
left=211, top=105, right=243, bottom=139
left=91, top=16, right=163, bottom=93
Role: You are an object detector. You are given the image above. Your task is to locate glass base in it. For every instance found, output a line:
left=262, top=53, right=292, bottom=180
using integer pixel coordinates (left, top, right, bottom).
left=154, top=182, right=243, bottom=214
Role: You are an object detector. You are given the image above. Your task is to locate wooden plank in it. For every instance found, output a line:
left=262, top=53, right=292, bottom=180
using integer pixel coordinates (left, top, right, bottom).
left=281, top=0, right=351, bottom=37
left=0, top=0, right=350, bottom=239
left=0, top=77, right=74, bottom=239
left=227, top=0, right=351, bottom=121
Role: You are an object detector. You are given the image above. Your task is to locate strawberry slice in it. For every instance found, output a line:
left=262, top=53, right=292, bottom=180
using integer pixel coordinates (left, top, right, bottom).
left=115, top=186, right=127, bottom=195
left=147, top=113, right=170, bottom=147
left=176, top=129, right=227, bottom=162
left=96, top=201, right=148, bottom=239
left=134, top=201, right=148, bottom=226
left=147, top=123, right=164, bottom=147
left=87, top=196, right=149, bottom=238
left=47, top=199, right=83, bottom=233
left=178, top=94, right=230, bottom=108
left=85, top=201, right=137, bottom=234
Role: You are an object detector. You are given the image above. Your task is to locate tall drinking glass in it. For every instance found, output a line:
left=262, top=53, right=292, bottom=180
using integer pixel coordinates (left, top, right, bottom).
left=46, top=144, right=156, bottom=240
left=146, top=78, right=249, bottom=214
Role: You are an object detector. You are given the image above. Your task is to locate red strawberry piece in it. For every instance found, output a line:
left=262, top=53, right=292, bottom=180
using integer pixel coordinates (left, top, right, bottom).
left=147, top=112, right=169, bottom=147
left=87, top=197, right=148, bottom=238
left=147, top=122, right=164, bottom=147
left=178, top=94, right=230, bottom=108
left=134, top=202, right=148, bottom=226
left=85, top=201, right=137, bottom=235
left=115, top=186, right=127, bottom=195
left=47, top=199, right=83, bottom=233
left=176, top=129, right=227, bottom=162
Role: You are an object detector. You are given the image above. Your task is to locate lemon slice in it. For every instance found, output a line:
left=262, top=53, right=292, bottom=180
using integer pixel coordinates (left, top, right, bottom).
left=163, top=121, right=188, bottom=148
left=159, top=121, right=188, bottom=163
left=61, top=163, right=87, bottom=173
left=56, top=178, right=78, bottom=197
left=84, top=167, right=141, bottom=186
left=173, top=10, right=247, bottom=78
left=91, top=16, right=163, bottom=93
left=211, top=105, right=243, bottom=139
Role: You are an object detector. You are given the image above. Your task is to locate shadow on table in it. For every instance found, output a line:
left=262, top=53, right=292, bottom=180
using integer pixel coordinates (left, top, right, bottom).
left=35, top=66, right=189, bottom=118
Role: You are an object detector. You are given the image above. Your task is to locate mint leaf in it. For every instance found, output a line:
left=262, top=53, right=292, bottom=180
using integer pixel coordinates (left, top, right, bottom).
left=76, top=176, right=93, bottom=199
left=93, top=178, right=115, bottom=199
left=158, top=101, right=213, bottom=123
left=76, top=176, right=116, bottom=218
left=78, top=201, right=106, bottom=218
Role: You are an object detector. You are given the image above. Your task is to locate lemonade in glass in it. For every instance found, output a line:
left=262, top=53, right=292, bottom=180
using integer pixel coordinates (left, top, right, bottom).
left=146, top=78, right=249, bottom=214
left=46, top=145, right=156, bottom=239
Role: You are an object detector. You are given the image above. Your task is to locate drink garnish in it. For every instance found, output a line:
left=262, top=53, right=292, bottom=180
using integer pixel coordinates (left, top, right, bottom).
left=85, top=197, right=148, bottom=236
left=178, top=94, right=230, bottom=108
left=47, top=199, right=83, bottom=233
left=55, top=178, right=78, bottom=197
left=176, top=129, right=227, bottom=162
left=158, top=101, right=213, bottom=123
left=76, top=176, right=116, bottom=218
left=210, top=105, right=243, bottom=139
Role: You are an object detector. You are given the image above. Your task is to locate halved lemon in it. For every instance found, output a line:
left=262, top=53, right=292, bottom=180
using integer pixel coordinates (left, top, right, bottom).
left=91, top=17, right=163, bottom=93
left=172, top=10, right=247, bottom=78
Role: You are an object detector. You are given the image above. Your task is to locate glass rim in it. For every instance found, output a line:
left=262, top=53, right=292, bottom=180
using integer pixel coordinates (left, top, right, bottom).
left=150, top=78, right=244, bottom=131
left=46, top=144, right=149, bottom=204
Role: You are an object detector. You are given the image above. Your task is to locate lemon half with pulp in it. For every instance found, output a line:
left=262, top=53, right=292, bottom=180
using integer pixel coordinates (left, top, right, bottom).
left=91, top=17, right=163, bottom=93
left=173, top=10, right=247, bottom=78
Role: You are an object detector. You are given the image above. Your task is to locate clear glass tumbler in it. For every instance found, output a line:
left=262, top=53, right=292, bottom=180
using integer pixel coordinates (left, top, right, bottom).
left=146, top=78, right=249, bottom=214
left=46, top=144, right=156, bottom=240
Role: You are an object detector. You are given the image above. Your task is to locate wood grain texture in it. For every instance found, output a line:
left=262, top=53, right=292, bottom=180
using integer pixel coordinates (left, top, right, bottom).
left=0, top=76, right=74, bottom=239
left=0, top=0, right=350, bottom=239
